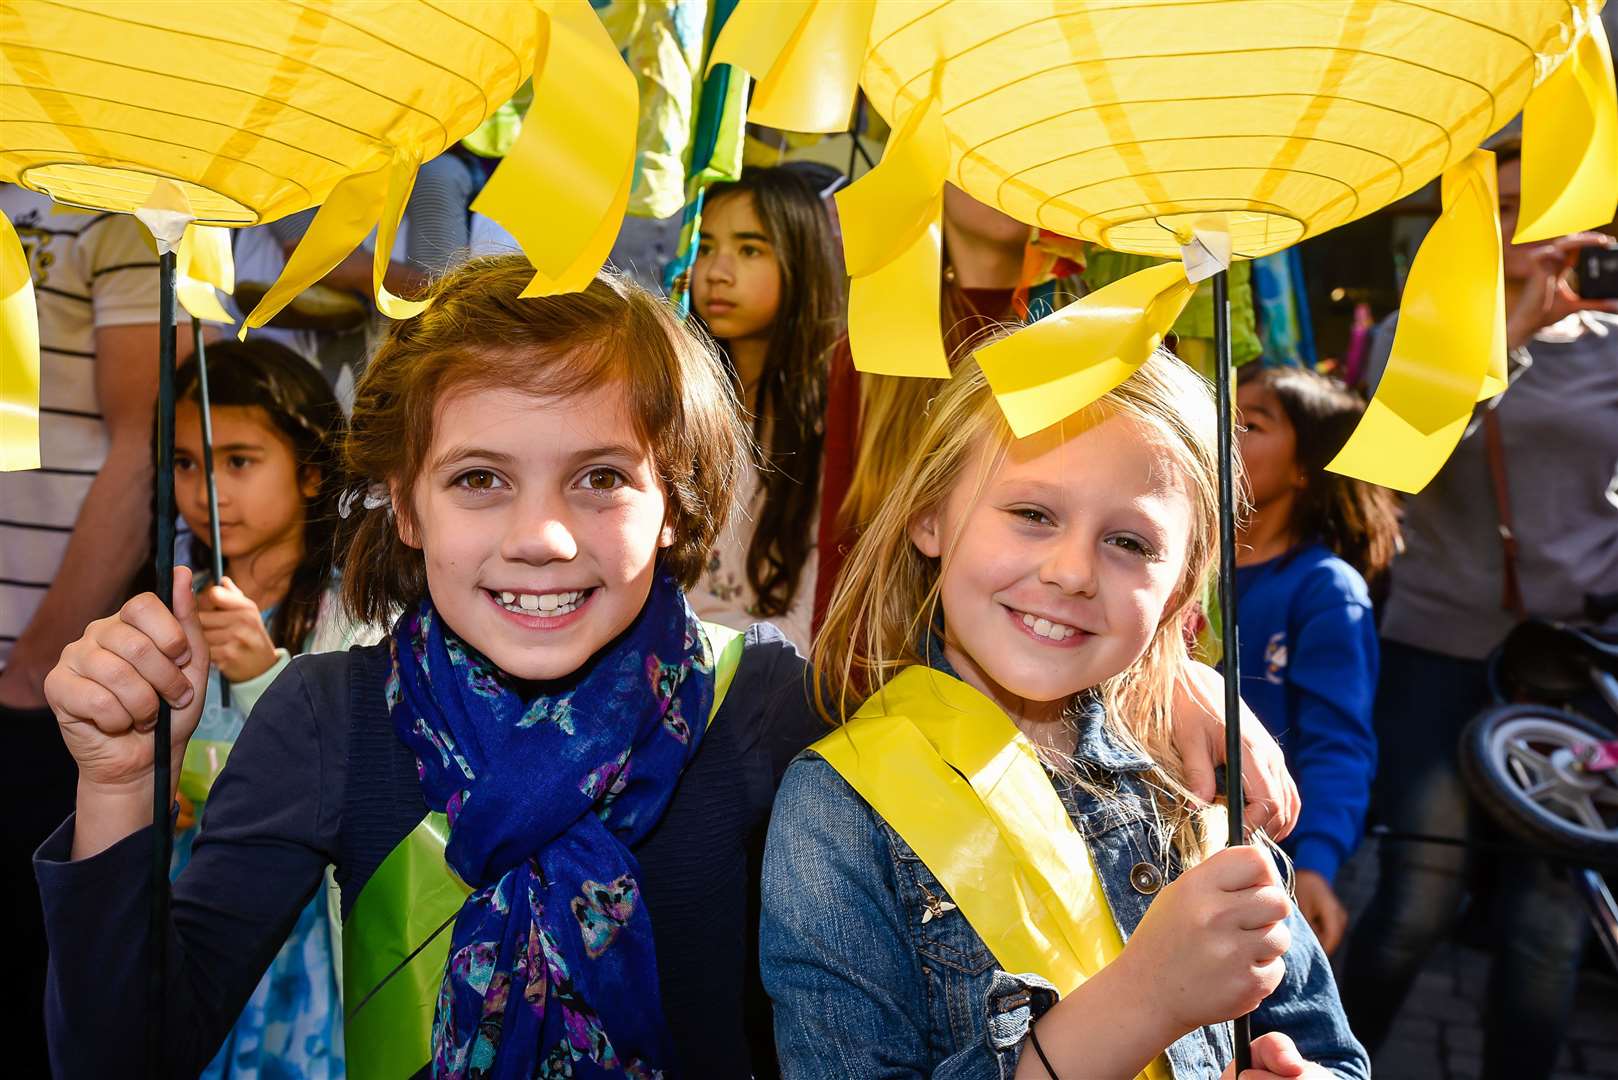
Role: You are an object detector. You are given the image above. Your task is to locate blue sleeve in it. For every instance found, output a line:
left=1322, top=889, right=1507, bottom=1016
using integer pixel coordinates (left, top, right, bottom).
left=761, top=755, right=935, bottom=1078
left=1283, top=566, right=1379, bottom=883
left=1251, top=907, right=1371, bottom=1079
left=33, top=660, right=339, bottom=1078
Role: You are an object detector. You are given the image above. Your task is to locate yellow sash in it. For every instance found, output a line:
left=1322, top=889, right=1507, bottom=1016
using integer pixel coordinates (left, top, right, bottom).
left=813, top=666, right=1171, bottom=1080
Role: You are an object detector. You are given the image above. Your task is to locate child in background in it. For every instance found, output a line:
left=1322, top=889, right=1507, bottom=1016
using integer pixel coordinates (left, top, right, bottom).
left=691, top=165, right=844, bottom=652
left=765, top=350, right=1367, bottom=1078
left=169, top=339, right=369, bottom=1079
left=1234, top=364, right=1400, bottom=954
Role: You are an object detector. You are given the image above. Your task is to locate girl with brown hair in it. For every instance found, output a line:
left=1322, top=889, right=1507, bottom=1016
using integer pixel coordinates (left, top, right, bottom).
left=1232, top=364, right=1401, bottom=955
left=37, top=257, right=825, bottom=1079
left=690, top=165, right=844, bottom=651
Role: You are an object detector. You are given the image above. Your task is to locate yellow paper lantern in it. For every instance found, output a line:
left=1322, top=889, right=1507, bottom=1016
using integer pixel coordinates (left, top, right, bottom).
left=0, top=0, right=638, bottom=468
left=715, top=0, right=1618, bottom=492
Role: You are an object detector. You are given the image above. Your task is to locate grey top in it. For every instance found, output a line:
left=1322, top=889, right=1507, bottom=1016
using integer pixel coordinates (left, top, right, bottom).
left=1365, top=311, right=1618, bottom=659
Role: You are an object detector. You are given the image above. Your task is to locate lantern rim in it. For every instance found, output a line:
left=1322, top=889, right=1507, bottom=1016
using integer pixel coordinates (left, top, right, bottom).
left=19, top=163, right=259, bottom=226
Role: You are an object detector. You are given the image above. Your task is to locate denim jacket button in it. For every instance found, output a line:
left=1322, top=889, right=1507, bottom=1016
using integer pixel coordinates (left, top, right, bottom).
left=1129, top=861, right=1163, bottom=894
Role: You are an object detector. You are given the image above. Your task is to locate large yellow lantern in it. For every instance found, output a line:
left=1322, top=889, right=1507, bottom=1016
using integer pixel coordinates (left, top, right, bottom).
left=0, top=0, right=638, bottom=469
left=716, top=0, right=1617, bottom=493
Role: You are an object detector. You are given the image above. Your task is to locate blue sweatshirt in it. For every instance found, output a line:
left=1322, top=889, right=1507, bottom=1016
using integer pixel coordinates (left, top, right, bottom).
left=1230, top=543, right=1379, bottom=883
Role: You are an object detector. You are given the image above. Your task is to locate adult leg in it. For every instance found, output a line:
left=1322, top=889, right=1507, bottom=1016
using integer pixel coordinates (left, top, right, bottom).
left=1338, top=640, right=1491, bottom=1055
left=1479, top=850, right=1589, bottom=1080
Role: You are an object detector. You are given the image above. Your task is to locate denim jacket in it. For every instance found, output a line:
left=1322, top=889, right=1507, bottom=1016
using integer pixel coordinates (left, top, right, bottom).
left=760, top=693, right=1369, bottom=1079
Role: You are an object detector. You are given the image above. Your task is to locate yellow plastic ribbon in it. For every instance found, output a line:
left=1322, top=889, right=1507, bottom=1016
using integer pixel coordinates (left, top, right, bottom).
left=1329, top=149, right=1503, bottom=494
left=976, top=261, right=1198, bottom=438
left=238, top=161, right=390, bottom=337
left=838, top=95, right=950, bottom=378
left=1515, top=15, right=1617, bottom=244
left=815, top=666, right=1169, bottom=1080
left=176, top=225, right=236, bottom=325
left=708, top=0, right=873, bottom=134
left=471, top=0, right=637, bottom=298
left=372, top=150, right=427, bottom=320
left=0, top=212, right=40, bottom=472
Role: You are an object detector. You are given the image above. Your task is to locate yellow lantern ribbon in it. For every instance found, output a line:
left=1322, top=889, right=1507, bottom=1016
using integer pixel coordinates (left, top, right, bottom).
left=472, top=0, right=637, bottom=299
left=708, top=0, right=873, bottom=134
left=0, top=212, right=40, bottom=472
left=1515, top=14, right=1617, bottom=243
left=238, top=158, right=391, bottom=336
left=177, top=225, right=236, bottom=325
left=976, top=261, right=1198, bottom=438
left=814, top=665, right=1170, bottom=1080
left=838, top=95, right=950, bottom=378
left=1329, top=149, right=1504, bottom=494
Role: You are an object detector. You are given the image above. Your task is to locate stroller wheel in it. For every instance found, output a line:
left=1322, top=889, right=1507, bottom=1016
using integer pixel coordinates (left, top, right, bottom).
left=1460, top=705, right=1618, bottom=871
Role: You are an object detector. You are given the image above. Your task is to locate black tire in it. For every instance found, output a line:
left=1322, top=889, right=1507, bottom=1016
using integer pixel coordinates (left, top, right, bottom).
left=1460, top=704, right=1618, bottom=871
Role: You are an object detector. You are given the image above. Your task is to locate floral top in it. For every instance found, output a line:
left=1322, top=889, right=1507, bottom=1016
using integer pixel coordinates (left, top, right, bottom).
left=692, top=450, right=818, bottom=655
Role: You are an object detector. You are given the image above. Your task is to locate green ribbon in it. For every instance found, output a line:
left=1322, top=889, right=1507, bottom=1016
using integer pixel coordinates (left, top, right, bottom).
left=178, top=738, right=235, bottom=805
left=342, top=622, right=745, bottom=1080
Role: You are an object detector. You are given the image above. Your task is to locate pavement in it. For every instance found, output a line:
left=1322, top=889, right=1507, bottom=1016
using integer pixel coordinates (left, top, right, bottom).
left=1332, top=839, right=1618, bottom=1080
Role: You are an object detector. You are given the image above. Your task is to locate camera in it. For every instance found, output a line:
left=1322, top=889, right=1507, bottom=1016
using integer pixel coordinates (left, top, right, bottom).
left=1576, top=243, right=1618, bottom=301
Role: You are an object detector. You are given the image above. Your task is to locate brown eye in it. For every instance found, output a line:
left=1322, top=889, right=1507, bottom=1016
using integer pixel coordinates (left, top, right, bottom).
left=583, top=467, right=624, bottom=491
left=458, top=469, right=501, bottom=491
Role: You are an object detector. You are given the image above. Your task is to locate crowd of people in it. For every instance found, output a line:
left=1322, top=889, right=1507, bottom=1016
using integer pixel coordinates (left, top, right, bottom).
left=2, top=118, right=1615, bottom=1080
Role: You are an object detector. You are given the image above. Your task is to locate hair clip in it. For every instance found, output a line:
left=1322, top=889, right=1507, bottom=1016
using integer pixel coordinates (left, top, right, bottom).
left=338, top=482, right=392, bottom=520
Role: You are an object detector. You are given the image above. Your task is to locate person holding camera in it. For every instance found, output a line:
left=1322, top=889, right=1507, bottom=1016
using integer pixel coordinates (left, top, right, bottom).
left=1339, top=138, right=1618, bottom=1080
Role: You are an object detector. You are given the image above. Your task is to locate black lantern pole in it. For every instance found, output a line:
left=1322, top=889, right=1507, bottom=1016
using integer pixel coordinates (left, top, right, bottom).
left=149, top=249, right=179, bottom=1075
left=1212, top=266, right=1253, bottom=1073
left=191, top=319, right=228, bottom=711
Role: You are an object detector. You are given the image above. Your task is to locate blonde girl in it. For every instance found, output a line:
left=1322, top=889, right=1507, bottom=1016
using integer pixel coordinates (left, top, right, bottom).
left=762, top=351, right=1368, bottom=1079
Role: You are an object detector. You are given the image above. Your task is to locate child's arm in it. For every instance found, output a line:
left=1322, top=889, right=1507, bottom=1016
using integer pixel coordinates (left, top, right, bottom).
left=768, top=755, right=1106, bottom=1078
left=1016, top=845, right=1294, bottom=1080
left=1248, top=907, right=1371, bottom=1079
left=36, top=624, right=340, bottom=1076
left=1173, top=661, right=1302, bottom=840
left=1282, top=572, right=1379, bottom=949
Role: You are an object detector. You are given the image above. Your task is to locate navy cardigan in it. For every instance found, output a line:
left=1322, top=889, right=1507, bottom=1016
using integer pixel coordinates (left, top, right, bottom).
left=35, top=624, right=823, bottom=1079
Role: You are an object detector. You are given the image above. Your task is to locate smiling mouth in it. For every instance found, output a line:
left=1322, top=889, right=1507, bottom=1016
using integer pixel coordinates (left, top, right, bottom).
left=1005, top=604, right=1088, bottom=643
left=487, top=587, right=595, bottom=618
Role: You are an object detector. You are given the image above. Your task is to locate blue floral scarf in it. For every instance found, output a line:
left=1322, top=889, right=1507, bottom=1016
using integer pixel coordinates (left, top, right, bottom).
left=389, top=577, right=715, bottom=1080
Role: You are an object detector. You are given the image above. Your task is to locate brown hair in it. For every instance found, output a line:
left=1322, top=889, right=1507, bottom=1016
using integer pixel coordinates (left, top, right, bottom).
left=340, top=256, right=748, bottom=624
left=815, top=347, right=1231, bottom=864
left=175, top=339, right=346, bottom=653
left=699, top=167, right=843, bottom=617
left=1239, top=364, right=1402, bottom=582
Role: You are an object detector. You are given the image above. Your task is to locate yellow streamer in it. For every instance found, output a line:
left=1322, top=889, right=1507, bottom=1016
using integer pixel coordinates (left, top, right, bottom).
left=838, top=96, right=948, bottom=277
left=373, top=151, right=428, bottom=320
left=709, top=0, right=873, bottom=134
left=1329, top=150, right=1503, bottom=494
left=976, top=262, right=1198, bottom=439
left=815, top=666, right=1170, bottom=1080
left=177, top=225, right=236, bottom=325
left=472, top=0, right=637, bottom=298
left=0, top=212, right=40, bottom=471
left=840, top=95, right=950, bottom=379
left=239, top=163, right=390, bottom=337
left=1516, top=15, right=1617, bottom=244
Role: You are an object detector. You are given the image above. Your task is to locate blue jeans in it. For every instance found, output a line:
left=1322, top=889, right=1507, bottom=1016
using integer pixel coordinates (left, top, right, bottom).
left=1339, top=639, right=1591, bottom=1080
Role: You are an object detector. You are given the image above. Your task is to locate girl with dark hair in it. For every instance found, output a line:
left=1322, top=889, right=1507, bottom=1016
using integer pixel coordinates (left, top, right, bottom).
left=690, top=165, right=843, bottom=651
left=1233, top=364, right=1402, bottom=955
left=168, top=338, right=368, bottom=1079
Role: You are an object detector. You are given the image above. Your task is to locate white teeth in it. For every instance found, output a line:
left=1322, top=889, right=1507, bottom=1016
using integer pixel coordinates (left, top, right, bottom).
left=1021, top=611, right=1077, bottom=640
left=496, top=590, right=586, bottom=616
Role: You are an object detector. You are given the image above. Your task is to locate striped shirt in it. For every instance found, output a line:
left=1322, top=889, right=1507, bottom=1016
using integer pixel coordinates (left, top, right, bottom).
left=0, top=186, right=163, bottom=669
